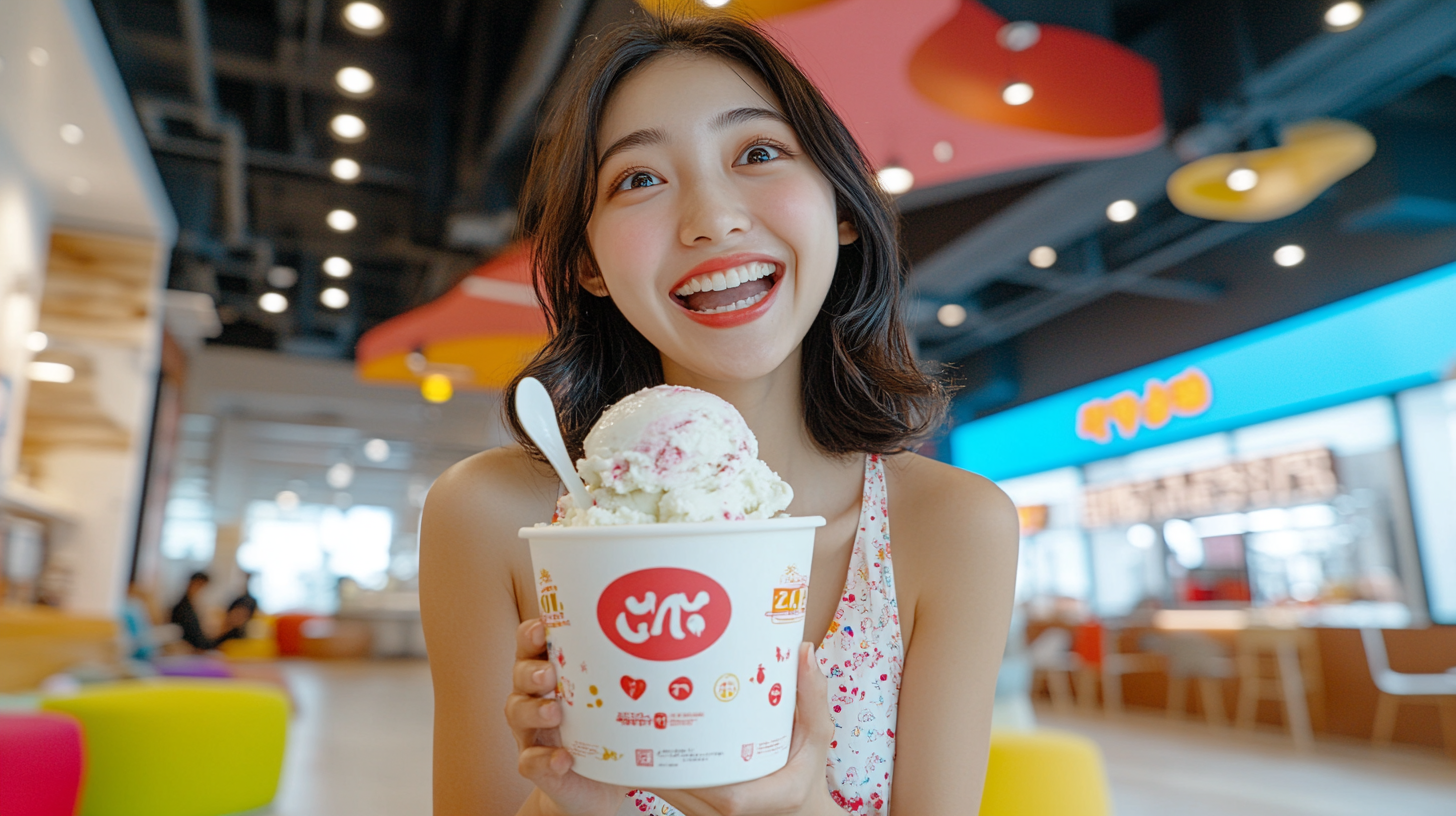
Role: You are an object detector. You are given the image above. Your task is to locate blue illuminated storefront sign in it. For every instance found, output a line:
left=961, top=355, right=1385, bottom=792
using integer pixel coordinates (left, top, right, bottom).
left=951, top=261, right=1456, bottom=481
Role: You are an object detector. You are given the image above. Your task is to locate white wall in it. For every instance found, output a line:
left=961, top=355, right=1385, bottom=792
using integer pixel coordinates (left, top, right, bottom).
left=0, top=125, right=51, bottom=485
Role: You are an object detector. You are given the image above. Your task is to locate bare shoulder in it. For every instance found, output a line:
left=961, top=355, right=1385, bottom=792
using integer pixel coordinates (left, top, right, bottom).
left=884, top=452, right=1018, bottom=541
left=424, top=444, right=561, bottom=534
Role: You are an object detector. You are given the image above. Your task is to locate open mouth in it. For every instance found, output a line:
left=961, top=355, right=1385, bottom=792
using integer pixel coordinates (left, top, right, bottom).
left=672, top=261, right=779, bottom=314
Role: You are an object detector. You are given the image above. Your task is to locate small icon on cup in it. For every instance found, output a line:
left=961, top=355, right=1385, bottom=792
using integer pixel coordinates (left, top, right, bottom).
left=654, top=712, right=667, bottom=730
left=714, top=673, right=740, bottom=702
left=636, top=749, right=654, bottom=767
left=768, top=682, right=783, bottom=706
left=741, top=742, right=754, bottom=761
left=669, top=676, right=694, bottom=701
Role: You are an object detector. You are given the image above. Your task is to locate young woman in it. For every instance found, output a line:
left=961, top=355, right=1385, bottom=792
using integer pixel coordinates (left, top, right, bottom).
left=420, top=13, right=1018, bottom=816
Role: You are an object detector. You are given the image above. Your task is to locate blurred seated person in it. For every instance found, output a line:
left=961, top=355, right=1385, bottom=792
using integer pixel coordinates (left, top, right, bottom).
left=170, top=571, right=214, bottom=651
left=212, top=596, right=258, bottom=648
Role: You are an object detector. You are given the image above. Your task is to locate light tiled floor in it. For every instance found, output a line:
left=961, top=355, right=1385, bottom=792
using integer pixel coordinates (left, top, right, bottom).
left=257, top=660, right=1456, bottom=815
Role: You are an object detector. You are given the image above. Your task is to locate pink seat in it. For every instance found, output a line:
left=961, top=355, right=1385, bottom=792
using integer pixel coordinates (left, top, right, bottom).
left=0, top=711, right=84, bottom=816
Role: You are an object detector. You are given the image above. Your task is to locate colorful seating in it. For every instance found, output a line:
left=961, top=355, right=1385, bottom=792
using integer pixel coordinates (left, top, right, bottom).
left=41, top=680, right=287, bottom=816
left=273, top=613, right=319, bottom=656
left=980, top=730, right=1112, bottom=816
left=0, top=711, right=84, bottom=816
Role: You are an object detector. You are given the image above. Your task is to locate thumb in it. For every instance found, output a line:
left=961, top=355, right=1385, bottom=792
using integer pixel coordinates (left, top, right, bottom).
left=794, top=641, right=832, bottom=749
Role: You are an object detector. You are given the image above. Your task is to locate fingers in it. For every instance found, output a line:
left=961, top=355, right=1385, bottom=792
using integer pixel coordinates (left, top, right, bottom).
left=505, top=693, right=562, bottom=733
left=794, top=641, right=833, bottom=748
left=517, top=745, right=573, bottom=781
left=516, top=618, right=547, bottom=660
left=514, top=658, right=557, bottom=695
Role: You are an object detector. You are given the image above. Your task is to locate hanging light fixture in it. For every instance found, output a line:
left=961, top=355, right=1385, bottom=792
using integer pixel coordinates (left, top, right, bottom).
left=1167, top=119, right=1375, bottom=223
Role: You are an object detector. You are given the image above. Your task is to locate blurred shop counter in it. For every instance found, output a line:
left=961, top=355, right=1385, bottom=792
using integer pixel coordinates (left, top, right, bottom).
left=335, top=589, right=426, bottom=659
left=0, top=606, right=116, bottom=693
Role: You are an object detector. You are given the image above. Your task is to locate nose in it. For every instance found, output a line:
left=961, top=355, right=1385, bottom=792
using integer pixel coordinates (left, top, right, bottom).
left=676, top=169, right=752, bottom=246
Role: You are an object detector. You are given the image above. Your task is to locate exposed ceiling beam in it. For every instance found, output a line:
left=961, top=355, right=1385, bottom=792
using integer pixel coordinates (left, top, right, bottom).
left=146, top=131, right=418, bottom=190
left=1000, top=266, right=1222, bottom=303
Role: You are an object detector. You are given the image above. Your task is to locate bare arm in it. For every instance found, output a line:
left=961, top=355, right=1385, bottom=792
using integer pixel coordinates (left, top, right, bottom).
left=419, top=448, right=555, bottom=814
left=888, top=461, right=1020, bottom=811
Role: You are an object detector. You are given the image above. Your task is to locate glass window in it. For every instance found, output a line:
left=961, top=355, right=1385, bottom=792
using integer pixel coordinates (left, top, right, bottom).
left=1396, top=380, right=1456, bottom=625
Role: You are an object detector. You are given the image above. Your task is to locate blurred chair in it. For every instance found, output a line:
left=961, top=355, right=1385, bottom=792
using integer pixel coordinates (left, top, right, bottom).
left=41, top=680, right=288, bottom=816
left=1235, top=627, right=1319, bottom=749
left=1361, top=628, right=1456, bottom=758
left=297, top=617, right=373, bottom=659
left=1100, top=622, right=1164, bottom=717
left=979, top=729, right=1112, bottom=816
left=1028, top=628, right=1081, bottom=712
left=272, top=612, right=320, bottom=656
left=0, top=711, right=84, bottom=816
left=1144, top=632, right=1233, bottom=727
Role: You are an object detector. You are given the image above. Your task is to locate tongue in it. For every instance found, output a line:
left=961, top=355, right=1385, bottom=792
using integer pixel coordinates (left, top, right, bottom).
left=681, top=277, right=772, bottom=312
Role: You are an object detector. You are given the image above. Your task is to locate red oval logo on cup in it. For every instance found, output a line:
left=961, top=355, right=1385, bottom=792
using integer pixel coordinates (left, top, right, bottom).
left=598, top=568, right=732, bottom=661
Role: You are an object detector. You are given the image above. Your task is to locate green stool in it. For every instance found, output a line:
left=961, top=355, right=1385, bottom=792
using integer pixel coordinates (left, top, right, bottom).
left=42, top=680, right=288, bottom=816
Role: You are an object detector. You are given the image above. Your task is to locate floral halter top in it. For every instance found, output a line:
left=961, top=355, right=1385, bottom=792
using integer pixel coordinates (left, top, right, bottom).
left=623, top=454, right=903, bottom=815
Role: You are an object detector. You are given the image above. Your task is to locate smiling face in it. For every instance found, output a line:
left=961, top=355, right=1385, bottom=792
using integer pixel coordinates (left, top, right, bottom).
left=586, top=53, right=856, bottom=384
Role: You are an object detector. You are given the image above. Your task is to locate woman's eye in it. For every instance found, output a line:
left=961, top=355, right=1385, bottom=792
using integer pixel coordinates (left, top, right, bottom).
left=616, top=171, right=662, bottom=192
left=737, top=144, right=783, bottom=165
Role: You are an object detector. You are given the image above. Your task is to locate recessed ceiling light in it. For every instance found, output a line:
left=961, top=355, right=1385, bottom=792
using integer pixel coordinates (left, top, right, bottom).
left=331, top=158, right=362, bottom=182
left=701, top=0, right=731, bottom=7
left=327, top=209, right=358, bottom=232
left=323, top=256, right=354, bottom=278
left=1106, top=199, right=1138, bottom=223
left=65, top=177, right=90, bottom=195
left=363, top=438, right=391, bottom=462
left=320, top=287, right=350, bottom=309
left=1273, top=244, right=1306, bottom=267
left=1324, top=2, right=1363, bottom=30
left=1002, top=81, right=1034, bottom=106
left=1029, top=246, right=1057, bottom=268
left=259, top=292, right=289, bottom=313
left=275, top=489, right=301, bottom=511
left=28, top=48, right=49, bottom=67
left=932, top=141, right=954, bottom=163
left=330, top=113, right=367, bottom=142
left=24, top=331, right=48, bottom=352
left=59, top=124, right=84, bottom=145
left=996, top=21, right=1041, bottom=52
left=876, top=165, right=914, bottom=195
left=937, top=304, right=968, bottom=327
left=335, top=66, right=375, bottom=96
left=342, top=2, right=387, bottom=34
left=267, top=265, right=298, bottom=288
left=326, top=462, right=355, bottom=490
left=28, top=361, right=75, bottom=383
left=1226, top=167, right=1259, bottom=191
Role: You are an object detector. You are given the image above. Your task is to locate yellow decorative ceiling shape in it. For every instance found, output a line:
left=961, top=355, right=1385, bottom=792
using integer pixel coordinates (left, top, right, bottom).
left=1167, top=119, right=1376, bottom=223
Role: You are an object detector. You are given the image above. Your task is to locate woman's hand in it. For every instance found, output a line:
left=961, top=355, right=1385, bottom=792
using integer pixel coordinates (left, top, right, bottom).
left=507, top=618, right=628, bottom=816
left=650, top=643, right=840, bottom=816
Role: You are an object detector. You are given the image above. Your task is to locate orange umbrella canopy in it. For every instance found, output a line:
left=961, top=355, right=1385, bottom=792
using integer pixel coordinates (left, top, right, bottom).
left=355, top=245, right=548, bottom=390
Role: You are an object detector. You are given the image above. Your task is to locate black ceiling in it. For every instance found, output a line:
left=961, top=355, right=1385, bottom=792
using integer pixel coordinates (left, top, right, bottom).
left=92, top=0, right=1456, bottom=420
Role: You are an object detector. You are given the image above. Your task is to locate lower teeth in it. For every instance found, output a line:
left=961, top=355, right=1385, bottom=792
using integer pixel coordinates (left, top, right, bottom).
left=694, top=290, right=768, bottom=314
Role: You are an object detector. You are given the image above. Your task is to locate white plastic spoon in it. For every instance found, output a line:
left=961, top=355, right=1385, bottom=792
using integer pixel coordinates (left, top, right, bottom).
left=514, top=376, right=593, bottom=513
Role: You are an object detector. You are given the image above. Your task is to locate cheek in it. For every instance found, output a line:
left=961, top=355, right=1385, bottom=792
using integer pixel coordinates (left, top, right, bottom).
left=752, top=175, right=840, bottom=266
left=588, top=208, right=670, bottom=295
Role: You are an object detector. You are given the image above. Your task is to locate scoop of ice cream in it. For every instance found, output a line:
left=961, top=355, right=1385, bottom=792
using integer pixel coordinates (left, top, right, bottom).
left=556, top=385, right=793, bottom=526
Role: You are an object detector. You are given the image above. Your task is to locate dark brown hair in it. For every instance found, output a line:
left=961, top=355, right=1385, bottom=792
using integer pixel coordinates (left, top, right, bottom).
left=505, top=12, right=945, bottom=461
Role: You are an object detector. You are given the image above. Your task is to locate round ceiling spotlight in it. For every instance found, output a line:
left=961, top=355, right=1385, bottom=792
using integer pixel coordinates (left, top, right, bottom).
left=421, top=373, right=454, bottom=404
left=24, top=331, right=48, bottom=352
left=1106, top=199, right=1138, bottom=223
left=335, top=66, right=375, bottom=96
left=323, top=256, right=353, bottom=278
left=331, top=158, right=361, bottom=182
left=1001, top=81, right=1034, bottom=106
left=327, top=209, right=358, bottom=232
left=937, top=303, right=967, bottom=327
left=329, top=113, right=368, bottom=143
left=701, top=0, right=731, bottom=7
left=59, top=124, right=84, bottom=145
left=275, top=489, right=301, bottom=512
left=1028, top=246, right=1057, bottom=268
left=342, top=2, right=387, bottom=34
left=1226, top=167, right=1259, bottom=192
left=27, top=361, right=75, bottom=383
left=363, top=438, right=391, bottom=463
left=932, top=141, right=954, bottom=163
left=1273, top=244, right=1306, bottom=267
left=326, top=462, right=355, bottom=490
left=320, top=287, right=350, bottom=309
left=1324, top=2, right=1363, bottom=31
left=876, top=164, right=915, bottom=195
left=259, top=292, right=289, bottom=314
left=996, top=21, right=1041, bottom=52
left=267, top=265, right=298, bottom=288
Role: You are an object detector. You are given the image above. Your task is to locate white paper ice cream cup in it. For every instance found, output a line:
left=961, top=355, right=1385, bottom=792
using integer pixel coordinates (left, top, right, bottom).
left=519, top=515, right=825, bottom=788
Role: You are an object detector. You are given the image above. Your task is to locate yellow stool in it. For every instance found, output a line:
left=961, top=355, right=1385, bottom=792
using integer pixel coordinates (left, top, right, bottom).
left=980, top=730, right=1112, bottom=816
left=41, top=680, right=288, bottom=816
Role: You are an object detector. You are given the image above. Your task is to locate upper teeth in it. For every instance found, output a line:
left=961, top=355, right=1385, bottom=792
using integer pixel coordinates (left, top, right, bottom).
left=674, top=261, right=775, bottom=297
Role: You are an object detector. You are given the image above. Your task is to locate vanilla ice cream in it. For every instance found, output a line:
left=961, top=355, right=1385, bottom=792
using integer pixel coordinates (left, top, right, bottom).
left=556, top=385, right=793, bottom=526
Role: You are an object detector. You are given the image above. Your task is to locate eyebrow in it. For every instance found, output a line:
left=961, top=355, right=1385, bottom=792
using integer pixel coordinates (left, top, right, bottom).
left=595, top=106, right=789, bottom=172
